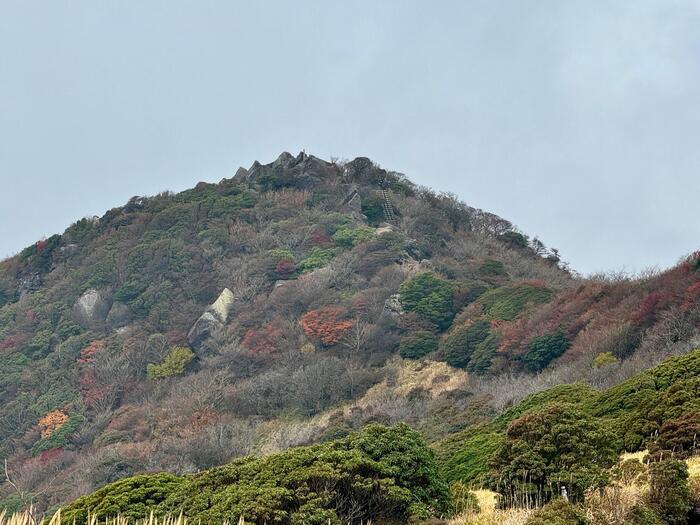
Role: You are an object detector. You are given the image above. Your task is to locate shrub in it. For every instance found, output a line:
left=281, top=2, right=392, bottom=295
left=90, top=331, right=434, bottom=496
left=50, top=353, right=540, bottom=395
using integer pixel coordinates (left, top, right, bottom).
left=450, top=481, right=480, bottom=514
left=522, top=330, right=571, bottom=372
left=479, top=258, right=506, bottom=277
left=650, top=411, right=700, bottom=458
left=60, top=473, right=185, bottom=525
left=399, top=331, right=438, bottom=359
left=297, top=247, right=336, bottom=272
left=332, top=226, right=374, bottom=247
left=647, top=459, right=690, bottom=525
left=477, top=283, right=553, bottom=321
left=123, top=424, right=450, bottom=525
left=443, top=320, right=491, bottom=369
left=147, top=346, right=194, bottom=379
left=32, top=413, right=86, bottom=455
left=300, top=307, right=354, bottom=346
left=400, top=272, right=456, bottom=329
left=466, top=332, right=500, bottom=375
left=592, top=351, right=619, bottom=369
left=275, top=259, right=296, bottom=277
left=525, top=498, right=588, bottom=525
left=490, top=404, right=617, bottom=505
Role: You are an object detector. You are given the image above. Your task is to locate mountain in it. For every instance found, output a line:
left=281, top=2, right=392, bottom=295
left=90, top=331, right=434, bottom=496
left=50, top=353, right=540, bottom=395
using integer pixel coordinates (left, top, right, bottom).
left=0, top=152, right=699, bottom=522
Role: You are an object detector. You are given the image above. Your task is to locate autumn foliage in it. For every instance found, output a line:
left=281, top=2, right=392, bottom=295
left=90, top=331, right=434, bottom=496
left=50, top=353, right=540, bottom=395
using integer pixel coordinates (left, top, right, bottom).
left=38, top=410, right=69, bottom=438
left=300, top=306, right=354, bottom=346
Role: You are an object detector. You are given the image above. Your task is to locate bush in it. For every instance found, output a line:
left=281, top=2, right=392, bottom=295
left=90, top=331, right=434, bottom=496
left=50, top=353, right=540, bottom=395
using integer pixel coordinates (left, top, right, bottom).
left=61, top=473, right=185, bottom=525
left=477, top=283, right=553, bottom=321
left=490, top=404, right=617, bottom=505
left=399, top=331, right=438, bottom=359
left=647, top=459, right=691, bottom=525
left=650, top=411, right=700, bottom=458
left=525, top=498, right=588, bottom=525
left=592, top=352, right=619, bottom=369
left=32, top=413, right=86, bottom=455
left=297, top=247, right=336, bottom=272
left=522, top=331, right=571, bottom=372
left=147, top=346, right=194, bottom=379
left=300, top=307, right=354, bottom=346
left=332, top=226, right=374, bottom=247
left=443, top=320, right=491, bottom=369
left=400, top=272, right=456, bottom=330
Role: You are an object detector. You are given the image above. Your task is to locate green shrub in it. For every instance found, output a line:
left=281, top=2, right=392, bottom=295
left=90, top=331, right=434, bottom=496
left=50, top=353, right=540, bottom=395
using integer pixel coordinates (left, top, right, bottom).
left=147, top=346, right=194, bottom=379
left=0, top=494, right=27, bottom=515
left=647, top=459, right=691, bottom=525
left=297, top=247, right=336, bottom=272
left=443, top=320, right=491, bottom=369
left=32, top=413, right=86, bottom=455
left=466, top=332, right=500, bottom=375
left=399, top=331, right=438, bottom=359
left=332, top=226, right=374, bottom=247
left=525, top=498, right=588, bottom=525
left=477, top=283, right=553, bottom=321
left=268, top=248, right=295, bottom=262
left=400, top=272, right=456, bottom=329
left=625, top=505, right=664, bottom=525
left=490, top=404, right=616, bottom=505
left=522, top=331, right=571, bottom=372
left=592, top=351, right=619, bottom=369
left=61, top=473, right=185, bottom=525
left=479, top=259, right=506, bottom=277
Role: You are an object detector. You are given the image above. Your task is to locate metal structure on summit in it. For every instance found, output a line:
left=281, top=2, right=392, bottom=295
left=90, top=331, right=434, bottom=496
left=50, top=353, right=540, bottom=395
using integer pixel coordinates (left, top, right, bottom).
left=379, top=176, right=396, bottom=224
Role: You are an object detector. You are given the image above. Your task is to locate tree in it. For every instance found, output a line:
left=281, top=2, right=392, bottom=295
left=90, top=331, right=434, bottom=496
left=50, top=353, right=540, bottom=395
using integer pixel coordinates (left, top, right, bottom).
left=490, top=404, right=617, bottom=506
left=300, top=307, right=354, bottom=346
left=647, top=459, right=691, bottom=525
left=147, top=346, right=194, bottom=379
left=399, top=272, right=456, bottom=329
left=443, top=320, right=491, bottom=368
left=399, top=331, right=438, bottom=359
left=522, top=330, right=570, bottom=372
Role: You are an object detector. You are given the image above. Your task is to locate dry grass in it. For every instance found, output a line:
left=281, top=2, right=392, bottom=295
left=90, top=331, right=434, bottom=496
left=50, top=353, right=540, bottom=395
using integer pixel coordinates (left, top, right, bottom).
left=449, top=489, right=533, bottom=525
left=0, top=510, right=239, bottom=525
left=687, top=455, right=700, bottom=479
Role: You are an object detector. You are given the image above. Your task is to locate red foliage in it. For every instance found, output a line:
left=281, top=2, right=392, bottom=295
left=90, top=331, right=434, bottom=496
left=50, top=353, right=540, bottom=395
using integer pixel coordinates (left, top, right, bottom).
left=77, top=340, right=105, bottom=364
left=165, top=330, right=188, bottom=346
left=300, top=306, right=354, bottom=346
left=242, top=323, right=285, bottom=355
left=0, top=335, right=21, bottom=352
left=275, top=259, right=296, bottom=277
left=25, top=308, right=37, bottom=323
left=632, top=291, right=668, bottom=326
left=309, top=229, right=332, bottom=247
left=35, top=238, right=48, bottom=252
left=79, top=369, right=113, bottom=408
left=38, top=447, right=64, bottom=465
left=682, top=281, right=700, bottom=310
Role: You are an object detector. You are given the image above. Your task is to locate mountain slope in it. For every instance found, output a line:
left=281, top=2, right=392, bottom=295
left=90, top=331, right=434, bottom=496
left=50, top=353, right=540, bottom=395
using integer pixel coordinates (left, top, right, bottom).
left=0, top=152, right=699, bottom=514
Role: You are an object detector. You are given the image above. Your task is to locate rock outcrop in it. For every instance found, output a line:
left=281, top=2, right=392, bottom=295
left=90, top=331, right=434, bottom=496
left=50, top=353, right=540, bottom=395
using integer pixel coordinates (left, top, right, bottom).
left=187, top=288, right=235, bottom=352
left=73, top=288, right=111, bottom=328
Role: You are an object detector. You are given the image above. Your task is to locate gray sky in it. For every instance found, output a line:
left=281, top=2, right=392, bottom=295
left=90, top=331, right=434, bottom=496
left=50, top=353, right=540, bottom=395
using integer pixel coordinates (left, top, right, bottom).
left=1, top=1, right=699, bottom=275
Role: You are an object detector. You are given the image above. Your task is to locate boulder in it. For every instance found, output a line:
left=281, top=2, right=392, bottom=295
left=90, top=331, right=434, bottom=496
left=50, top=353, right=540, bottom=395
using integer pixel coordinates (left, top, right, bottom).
left=187, top=288, right=235, bottom=351
left=73, top=288, right=111, bottom=328
left=106, top=301, right=132, bottom=328
left=382, top=293, right=404, bottom=319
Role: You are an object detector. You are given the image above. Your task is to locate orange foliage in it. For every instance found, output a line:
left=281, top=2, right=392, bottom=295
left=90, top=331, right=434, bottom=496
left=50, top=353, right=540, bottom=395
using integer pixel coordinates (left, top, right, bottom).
left=77, top=340, right=105, bottom=364
left=242, top=323, right=285, bottom=354
left=300, top=306, right=353, bottom=346
left=38, top=410, right=69, bottom=438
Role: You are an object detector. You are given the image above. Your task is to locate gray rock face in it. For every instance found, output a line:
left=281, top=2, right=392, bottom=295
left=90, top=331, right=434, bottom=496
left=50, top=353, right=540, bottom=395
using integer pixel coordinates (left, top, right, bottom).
left=73, top=288, right=111, bottom=328
left=106, top=301, right=132, bottom=328
left=382, top=293, right=404, bottom=319
left=342, top=184, right=362, bottom=214
left=187, top=288, right=235, bottom=351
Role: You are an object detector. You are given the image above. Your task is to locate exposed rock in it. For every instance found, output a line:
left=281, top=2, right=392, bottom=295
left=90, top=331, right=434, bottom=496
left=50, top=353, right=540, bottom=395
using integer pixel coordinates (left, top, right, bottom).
left=106, top=301, right=132, bottom=328
left=374, top=223, right=395, bottom=236
left=242, top=151, right=340, bottom=189
left=73, top=288, right=111, bottom=328
left=232, top=166, right=248, bottom=181
left=187, top=288, right=235, bottom=351
left=382, top=293, right=404, bottom=319
left=342, top=184, right=362, bottom=214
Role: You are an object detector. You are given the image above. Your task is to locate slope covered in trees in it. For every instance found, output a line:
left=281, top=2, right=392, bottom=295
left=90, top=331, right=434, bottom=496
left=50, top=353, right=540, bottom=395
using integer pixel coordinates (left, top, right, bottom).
left=0, top=152, right=699, bottom=518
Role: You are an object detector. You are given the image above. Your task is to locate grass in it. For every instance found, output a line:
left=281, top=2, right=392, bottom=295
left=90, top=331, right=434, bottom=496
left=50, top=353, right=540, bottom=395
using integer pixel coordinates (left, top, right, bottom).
left=449, top=489, right=533, bottom=525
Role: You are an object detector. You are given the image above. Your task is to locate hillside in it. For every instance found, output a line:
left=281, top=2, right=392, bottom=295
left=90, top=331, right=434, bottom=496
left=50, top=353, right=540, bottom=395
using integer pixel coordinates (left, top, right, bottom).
left=1, top=152, right=699, bottom=519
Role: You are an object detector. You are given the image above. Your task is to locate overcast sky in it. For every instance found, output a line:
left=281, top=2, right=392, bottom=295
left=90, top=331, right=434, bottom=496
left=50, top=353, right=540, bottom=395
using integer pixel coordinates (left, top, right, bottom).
left=1, top=1, right=699, bottom=275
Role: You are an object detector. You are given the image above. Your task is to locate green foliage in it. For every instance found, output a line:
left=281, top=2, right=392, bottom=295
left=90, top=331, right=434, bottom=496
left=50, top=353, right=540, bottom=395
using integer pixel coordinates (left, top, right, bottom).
left=268, top=248, right=295, bottom=262
left=479, top=258, right=506, bottom=277
left=592, top=351, right=619, bottom=368
left=525, top=498, right=588, bottom=525
left=647, top=459, right=691, bottom=525
left=443, top=320, right=491, bottom=369
left=60, top=473, right=185, bottom=525
left=466, top=332, right=500, bottom=375
left=436, top=427, right=504, bottom=484
left=399, top=331, right=438, bottom=359
left=147, top=347, right=194, bottom=379
left=32, top=414, right=86, bottom=455
left=522, top=331, right=571, bottom=372
left=450, top=481, right=480, bottom=514
left=489, top=404, right=617, bottom=504
left=400, top=272, right=456, bottom=329
left=297, top=247, right=336, bottom=272
left=62, top=424, right=450, bottom=525
left=477, top=283, right=553, bottom=321
left=625, top=505, right=664, bottom=525
left=360, top=192, right=386, bottom=226
left=331, top=226, right=374, bottom=247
